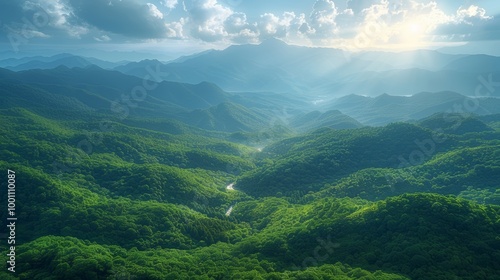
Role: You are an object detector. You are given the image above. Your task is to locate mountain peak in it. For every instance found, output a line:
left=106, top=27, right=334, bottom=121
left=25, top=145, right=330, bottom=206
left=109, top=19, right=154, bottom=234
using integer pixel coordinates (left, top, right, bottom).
left=83, top=64, right=104, bottom=71
left=259, top=38, right=288, bottom=47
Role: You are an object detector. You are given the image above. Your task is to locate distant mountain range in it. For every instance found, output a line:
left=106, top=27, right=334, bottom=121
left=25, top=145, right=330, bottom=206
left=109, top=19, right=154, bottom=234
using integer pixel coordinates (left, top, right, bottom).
left=112, top=39, right=500, bottom=98
left=2, top=46, right=500, bottom=131
left=0, top=66, right=300, bottom=133
left=0, top=66, right=229, bottom=127
left=0, top=53, right=128, bottom=70
left=3, top=40, right=500, bottom=100
left=325, top=91, right=500, bottom=126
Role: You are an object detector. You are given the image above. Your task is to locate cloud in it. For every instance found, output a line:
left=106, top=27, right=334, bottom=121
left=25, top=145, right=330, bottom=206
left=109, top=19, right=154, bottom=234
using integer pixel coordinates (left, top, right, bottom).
left=257, top=12, right=308, bottom=41
left=257, top=12, right=318, bottom=44
left=67, top=0, right=171, bottom=39
left=309, top=0, right=339, bottom=38
left=354, top=1, right=452, bottom=46
left=147, top=3, right=164, bottom=19
left=412, top=4, right=499, bottom=42
left=331, top=1, right=497, bottom=50
left=178, top=0, right=499, bottom=48
left=94, top=34, right=111, bottom=42
left=165, top=19, right=185, bottom=38
left=0, top=0, right=83, bottom=42
left=184, top=0, right=308, bottom=44
left=434, top=11, right=500, bottom=42
left=0, top=0, right=498, bottom=49
left=186, top=0, right=232, bottom=41
left=258, top=13, right=285, bottom=37
left=456, top=5, right=491, bottom=21
left=161, top=0, right=178, bottom=9
left=223, top=12, right=248, bottom=33
left=29, top=0, right=89, bottom=38
left=223, top=12, right=259, bottom=43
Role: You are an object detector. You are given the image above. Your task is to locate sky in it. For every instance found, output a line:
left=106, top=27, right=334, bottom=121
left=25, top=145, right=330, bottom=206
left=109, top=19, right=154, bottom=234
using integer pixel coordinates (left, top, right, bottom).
left=1, top=0, right=499, bottom=59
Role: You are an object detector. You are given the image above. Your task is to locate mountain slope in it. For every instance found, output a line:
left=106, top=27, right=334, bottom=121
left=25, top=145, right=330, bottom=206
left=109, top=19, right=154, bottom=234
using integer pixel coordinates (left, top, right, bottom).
left=443, top=54, right=500, bottom=73
left=3, top=54, right=124, bottom=70
left=354, top=49, right=464, bottom=71
left=290, top=109, right=363, bottom=132
left=6, top=56, right=92, bottom=71
left=311, top=144, right=500, bottom=203
left=237, top=123, right=457, bottom=197
left=321, top=68, right=499, bottom=97
left=175, top=102, right=273, bottom=132
left=234, top=193, right=500, bottom=280
left=418, top=113, right=494, bottom=134
left=115, top=38, right=350, bottom=93
left=0, top=67, right=231, bottom=117
left=326, top=91, right=500, bottom=125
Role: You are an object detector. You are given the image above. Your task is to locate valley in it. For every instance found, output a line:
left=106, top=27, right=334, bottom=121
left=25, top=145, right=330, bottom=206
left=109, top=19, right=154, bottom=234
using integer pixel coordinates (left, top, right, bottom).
left=0, top=40, right=499, bottom=280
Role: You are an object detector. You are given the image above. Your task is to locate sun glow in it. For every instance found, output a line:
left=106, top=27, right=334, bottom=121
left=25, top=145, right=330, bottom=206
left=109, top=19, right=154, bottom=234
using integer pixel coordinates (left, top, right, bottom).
left=408, top=23, right=423, bottom=34
left=391, top=20, right=430, bottom=50
left=340, top=16, right=440, bottom=52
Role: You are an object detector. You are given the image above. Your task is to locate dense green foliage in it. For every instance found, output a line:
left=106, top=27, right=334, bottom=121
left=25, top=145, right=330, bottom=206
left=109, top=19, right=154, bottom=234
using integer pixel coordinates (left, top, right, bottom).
left=12, top=236, right=409, bottom=280
left=176, top=102, right=275, bottom=133
left=234, top=194, right=500, bottom=280
left=308, top=144, right=500, bottom=203
left=1, top=67, right=499, bottom=279
left=237, top=123, right=458, bottom=197
left=418, top=113, right=494, bottom=134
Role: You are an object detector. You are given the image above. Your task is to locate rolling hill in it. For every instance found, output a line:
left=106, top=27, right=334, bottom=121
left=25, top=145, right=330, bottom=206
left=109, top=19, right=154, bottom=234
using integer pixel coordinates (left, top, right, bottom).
left=174, top=102, right=273, bottom=133
left=290, top=109, right=364, bottom=132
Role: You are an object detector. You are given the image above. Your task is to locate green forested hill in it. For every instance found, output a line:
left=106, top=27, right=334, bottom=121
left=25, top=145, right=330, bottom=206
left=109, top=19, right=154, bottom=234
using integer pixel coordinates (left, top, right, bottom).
left=236, top=123, right=462, bottom=197
left=175, top=102, right=274, bottom=132
left=417, top=113, right=494, bottom=134
left=1, top=105, right=499, bottom=279
left=1, top=67, right=499, bottom=279
left=307, top=144, right=500, bottom=203
left=290, top=110, right=364, bottom=132
left=234, top=194, right=500, bottom=280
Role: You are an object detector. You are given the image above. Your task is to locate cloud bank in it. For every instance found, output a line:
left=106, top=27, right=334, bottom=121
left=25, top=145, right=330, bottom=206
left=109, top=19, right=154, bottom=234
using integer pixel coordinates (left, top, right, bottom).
left=1, top=0, right=498, bottom=50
